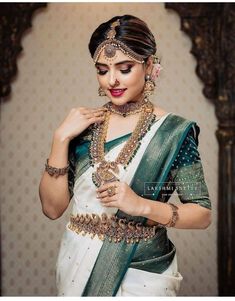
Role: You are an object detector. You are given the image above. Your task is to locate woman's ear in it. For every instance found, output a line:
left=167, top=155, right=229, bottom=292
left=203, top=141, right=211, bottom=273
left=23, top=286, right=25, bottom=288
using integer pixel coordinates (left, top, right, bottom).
left=145, top=56, right=154, bottom=75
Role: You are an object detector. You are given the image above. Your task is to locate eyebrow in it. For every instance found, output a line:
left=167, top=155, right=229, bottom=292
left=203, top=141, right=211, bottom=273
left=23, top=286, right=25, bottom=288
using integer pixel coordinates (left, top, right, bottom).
left=95, top=60, right=135, bottom=67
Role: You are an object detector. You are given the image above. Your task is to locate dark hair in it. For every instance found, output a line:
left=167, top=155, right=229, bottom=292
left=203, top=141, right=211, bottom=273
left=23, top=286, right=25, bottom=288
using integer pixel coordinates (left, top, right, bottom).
left=88, top=15, right=157, bottom=62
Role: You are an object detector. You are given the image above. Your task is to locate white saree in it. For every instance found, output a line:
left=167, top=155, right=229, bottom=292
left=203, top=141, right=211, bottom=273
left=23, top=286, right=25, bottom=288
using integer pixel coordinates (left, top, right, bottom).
left=55, top=112, right=183, bottom=296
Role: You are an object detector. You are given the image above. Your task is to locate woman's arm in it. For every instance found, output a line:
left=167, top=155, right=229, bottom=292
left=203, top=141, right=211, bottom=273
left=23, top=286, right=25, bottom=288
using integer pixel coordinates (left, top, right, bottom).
left=97, top=181, right=211, bottom=229
left=39, top=107, right=106, bottom=220
left=139, top=198, right=211, bottom=229
left=141, top=130, right=212, bottom=229
left=39, top=131, right=71, bottom=220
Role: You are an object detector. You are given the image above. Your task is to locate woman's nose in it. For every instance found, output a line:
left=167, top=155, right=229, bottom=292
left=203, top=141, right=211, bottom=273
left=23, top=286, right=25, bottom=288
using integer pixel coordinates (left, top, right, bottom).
left=108, top=72, right=119, bottom=87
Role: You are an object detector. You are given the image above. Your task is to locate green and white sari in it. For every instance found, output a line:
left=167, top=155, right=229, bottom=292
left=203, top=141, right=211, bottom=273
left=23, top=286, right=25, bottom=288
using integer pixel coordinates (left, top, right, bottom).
left=55, top=112, right=211, bottom=296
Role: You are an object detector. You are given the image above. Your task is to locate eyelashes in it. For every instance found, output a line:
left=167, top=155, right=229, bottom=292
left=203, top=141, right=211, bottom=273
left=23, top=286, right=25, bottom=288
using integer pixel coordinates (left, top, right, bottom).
left=97, top=68, right=132, bottom=75
left=97, top=70, right=108, bottom=75
left=121, top=68, right=132, bottom=74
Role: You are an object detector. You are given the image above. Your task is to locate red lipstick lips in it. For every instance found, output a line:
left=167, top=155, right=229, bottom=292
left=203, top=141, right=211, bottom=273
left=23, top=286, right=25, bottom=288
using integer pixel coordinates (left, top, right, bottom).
left=109, top=89, right=127, bottom=97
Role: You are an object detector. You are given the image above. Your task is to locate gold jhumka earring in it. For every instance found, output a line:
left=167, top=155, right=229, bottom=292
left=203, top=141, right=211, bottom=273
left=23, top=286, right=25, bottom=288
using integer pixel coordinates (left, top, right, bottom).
left=98, top=87, right=106, bottom=97
left=143, top=74, right=155, bottom=98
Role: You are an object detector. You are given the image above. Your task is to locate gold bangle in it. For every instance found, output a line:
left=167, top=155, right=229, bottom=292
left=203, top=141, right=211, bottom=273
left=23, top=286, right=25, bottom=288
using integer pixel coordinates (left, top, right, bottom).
left=162, top=203, right=179, bottom=227
left=45, top=159, right=69, bottom=178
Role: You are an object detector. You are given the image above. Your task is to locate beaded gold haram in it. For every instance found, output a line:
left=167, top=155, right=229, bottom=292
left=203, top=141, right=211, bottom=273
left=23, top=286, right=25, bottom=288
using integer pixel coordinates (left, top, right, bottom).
left=89, top=100, right=156, bottom=187
left=93, top=19, right=145, bottom=64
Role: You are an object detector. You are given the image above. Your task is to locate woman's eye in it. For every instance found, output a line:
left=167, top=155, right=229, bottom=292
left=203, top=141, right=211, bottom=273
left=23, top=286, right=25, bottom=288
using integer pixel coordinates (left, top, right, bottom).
left=97, top=69, right=108, bottom=75
left=120, top=68, right=132, bottom=74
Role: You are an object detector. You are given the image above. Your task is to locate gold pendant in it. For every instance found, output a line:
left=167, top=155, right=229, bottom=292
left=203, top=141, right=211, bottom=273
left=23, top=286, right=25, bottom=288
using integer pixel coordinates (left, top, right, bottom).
left=92, top=160, right=119, bottom=187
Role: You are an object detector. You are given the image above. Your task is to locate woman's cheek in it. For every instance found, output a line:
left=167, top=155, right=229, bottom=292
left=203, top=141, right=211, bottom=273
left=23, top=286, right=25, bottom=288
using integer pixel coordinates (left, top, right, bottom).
left=97, top=76, right=106, bottom=88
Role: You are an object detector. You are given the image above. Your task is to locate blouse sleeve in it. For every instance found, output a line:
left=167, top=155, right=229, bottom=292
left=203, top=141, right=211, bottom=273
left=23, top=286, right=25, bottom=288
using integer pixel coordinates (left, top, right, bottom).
left=169, top=125, right=211, bottom=210
left=67, top=125, right=93, bottom=199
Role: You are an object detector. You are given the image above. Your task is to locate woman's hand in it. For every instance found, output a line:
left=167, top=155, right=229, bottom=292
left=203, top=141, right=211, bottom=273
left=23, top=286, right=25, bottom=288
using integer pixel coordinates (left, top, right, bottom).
left=55, top=106, right=107, bottom=142
left=96, top=181, right=145, bottom=216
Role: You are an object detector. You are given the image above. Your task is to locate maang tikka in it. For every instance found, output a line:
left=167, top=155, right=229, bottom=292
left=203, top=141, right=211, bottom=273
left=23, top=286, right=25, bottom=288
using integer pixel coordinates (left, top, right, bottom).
left=93, top=19, right=145, bottom=64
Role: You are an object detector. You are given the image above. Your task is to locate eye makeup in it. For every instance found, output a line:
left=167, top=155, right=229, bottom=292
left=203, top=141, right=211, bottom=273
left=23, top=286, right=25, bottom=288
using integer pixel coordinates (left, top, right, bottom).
left=97, top=69, right=108, bottom=75
left=120, top=66, right=132, bottom=74
left=96, top=64, right=133, bottom=75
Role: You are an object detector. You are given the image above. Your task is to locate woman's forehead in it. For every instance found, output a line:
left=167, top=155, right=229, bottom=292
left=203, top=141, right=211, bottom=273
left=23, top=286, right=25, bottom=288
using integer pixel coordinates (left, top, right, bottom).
left=96, top=49, right=135, bottom=66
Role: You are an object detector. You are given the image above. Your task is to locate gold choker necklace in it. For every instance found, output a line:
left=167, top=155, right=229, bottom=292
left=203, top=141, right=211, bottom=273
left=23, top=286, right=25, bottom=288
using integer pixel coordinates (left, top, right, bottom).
left=103, top=98, right=147, bottom=117
left=90, top=100, right=156, bottom=187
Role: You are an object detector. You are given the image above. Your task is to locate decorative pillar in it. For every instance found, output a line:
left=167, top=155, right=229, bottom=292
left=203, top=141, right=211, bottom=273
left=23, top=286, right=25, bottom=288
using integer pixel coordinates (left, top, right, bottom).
left=0, top=3, right=47, bottom=295
left=165, top=3, right=235, bottom=296
left=0, top=3, right=47, bottom=99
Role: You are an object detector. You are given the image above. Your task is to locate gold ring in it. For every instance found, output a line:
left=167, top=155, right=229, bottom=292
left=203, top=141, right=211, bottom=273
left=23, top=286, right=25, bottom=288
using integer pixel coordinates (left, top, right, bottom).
left=107, top=185, right=116, bottom=197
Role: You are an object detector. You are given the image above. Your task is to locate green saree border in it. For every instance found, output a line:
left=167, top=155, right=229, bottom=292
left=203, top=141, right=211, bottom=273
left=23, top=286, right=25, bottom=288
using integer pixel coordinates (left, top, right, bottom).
left=82, top=114, right=198, bottom=296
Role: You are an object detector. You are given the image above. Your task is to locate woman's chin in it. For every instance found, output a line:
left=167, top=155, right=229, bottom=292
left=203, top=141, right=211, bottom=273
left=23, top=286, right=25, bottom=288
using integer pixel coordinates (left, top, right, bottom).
left=107, top=97, right=130, bottom=106
left=107, top=96, right=142, bottom=106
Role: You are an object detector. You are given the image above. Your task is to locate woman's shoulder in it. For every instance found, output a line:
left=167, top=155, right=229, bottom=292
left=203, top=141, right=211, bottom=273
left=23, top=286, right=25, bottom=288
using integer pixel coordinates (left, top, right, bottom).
left=153, top=106, right=169, bottom=118
left=153, top=106, right=200, bottom=142
left=154, top=107, right=198, bottom=126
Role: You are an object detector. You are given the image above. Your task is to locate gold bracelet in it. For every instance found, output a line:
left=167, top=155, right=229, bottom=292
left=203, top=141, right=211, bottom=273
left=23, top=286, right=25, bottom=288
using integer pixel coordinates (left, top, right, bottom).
left=45, top=159, right=69, bottom=178
left=162, top=203, right=179, bottom=227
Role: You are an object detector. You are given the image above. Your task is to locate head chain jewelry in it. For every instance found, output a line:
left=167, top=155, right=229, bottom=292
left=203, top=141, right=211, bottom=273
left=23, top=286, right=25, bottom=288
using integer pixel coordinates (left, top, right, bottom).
left=93, top=19, right=145, bottom=64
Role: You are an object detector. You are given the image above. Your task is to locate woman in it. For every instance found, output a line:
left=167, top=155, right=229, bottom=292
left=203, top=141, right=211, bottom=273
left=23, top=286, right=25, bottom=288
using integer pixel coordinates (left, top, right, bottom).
left=39, top=15, right=211, bottom=296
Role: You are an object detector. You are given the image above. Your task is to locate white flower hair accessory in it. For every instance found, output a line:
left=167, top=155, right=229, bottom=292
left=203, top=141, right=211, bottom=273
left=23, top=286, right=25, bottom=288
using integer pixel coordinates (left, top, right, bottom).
left=150, top=54, right=163, bottom=81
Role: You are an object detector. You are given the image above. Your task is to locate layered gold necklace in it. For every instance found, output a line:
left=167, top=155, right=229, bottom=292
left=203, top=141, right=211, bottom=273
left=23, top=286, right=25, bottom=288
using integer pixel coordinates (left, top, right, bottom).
left=90, top=100, right=156, bottom=187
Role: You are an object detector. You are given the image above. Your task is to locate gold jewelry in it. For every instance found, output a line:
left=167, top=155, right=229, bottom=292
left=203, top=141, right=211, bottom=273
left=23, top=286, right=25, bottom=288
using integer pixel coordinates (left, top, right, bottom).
left=93, top=19, right=145, bottom=64
left=98, top=86, right=106, bottom=97
left=103, top=98, right=146, bottom=117
left=45, top=159, right=69, bottom=178
left=113, top=79, right=120, bottom=86
left=68, top=213, right=161, bottom=243
left=107, top=185, right=116, bottom=197
left=90, top=100, right=156, bottom=187
left=162, top=203, right=179, bottom=227
left=143, top=74, right=155, bottom=98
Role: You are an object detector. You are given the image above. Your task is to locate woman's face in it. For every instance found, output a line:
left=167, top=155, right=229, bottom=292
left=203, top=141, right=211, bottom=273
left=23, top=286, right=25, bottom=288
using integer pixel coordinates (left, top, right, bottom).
left=95, top=49, right=152, bottom=106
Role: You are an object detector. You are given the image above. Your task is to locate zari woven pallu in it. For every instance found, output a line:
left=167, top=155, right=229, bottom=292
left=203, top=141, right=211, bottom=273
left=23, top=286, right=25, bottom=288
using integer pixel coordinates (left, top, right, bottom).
left=56, top=113, right=211, bottom=296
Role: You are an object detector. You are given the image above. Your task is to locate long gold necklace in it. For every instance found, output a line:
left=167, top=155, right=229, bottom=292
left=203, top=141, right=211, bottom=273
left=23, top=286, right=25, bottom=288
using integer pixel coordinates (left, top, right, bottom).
left=90, top=100, right=156, bottom=187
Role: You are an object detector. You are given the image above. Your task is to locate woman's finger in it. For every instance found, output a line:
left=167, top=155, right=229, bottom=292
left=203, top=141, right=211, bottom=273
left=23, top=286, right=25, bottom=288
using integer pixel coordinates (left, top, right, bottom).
left=102, top=201, right=116, bottom=208
left=80, top=107, right=107, bottom=114
left=97, top=181, right=119, bottom=193
left=84, top=111, right=106, bottom=119
left=97, top=189, right=118, bottom=199
left=99, top=195, right=117, bottom=204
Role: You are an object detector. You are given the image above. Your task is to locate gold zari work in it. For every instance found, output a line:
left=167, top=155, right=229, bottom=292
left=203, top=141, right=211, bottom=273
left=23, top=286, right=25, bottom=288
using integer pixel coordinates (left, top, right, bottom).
left=68, top=213, right=161, bottom=243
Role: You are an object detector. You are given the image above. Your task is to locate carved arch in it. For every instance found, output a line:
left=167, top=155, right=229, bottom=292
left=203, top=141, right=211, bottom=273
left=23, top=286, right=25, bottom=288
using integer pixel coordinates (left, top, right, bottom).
left=0, top=3, right=47, bottom=295
left=165, top=3, right=235, bottom=296
left=0, top=3, right=47, bottom=99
